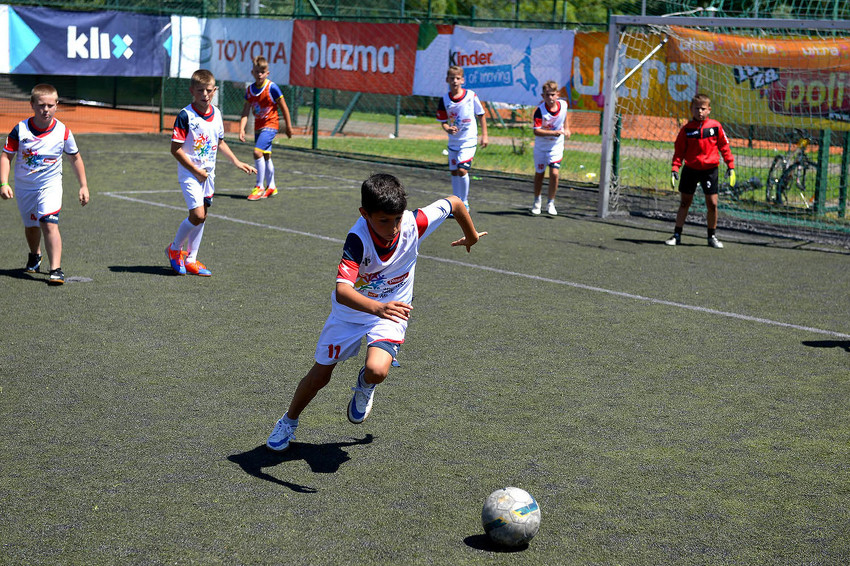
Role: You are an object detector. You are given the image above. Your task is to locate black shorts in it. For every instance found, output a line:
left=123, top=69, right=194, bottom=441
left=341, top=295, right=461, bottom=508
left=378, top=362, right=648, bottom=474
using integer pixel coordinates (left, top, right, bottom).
left=679, top=165, right=719, bottom=196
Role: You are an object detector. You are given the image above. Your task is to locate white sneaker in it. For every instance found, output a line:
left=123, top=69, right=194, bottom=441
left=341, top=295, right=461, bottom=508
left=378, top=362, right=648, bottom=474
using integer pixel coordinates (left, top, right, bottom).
left=665, top=234, right=681, bottom=246
left=347, top=366, right=375, bottom=424
left=547, top=201, right=557, bottom=216
left=266, top=417, right=297, bottom=452
left=530, top=199, right=542, bottom=215
left=707, top=235, right=724, bottom=249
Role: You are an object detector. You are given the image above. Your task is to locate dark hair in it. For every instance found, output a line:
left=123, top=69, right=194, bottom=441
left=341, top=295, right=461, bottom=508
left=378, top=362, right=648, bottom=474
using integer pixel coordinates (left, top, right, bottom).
left=361, top=173, right=407, bottom=214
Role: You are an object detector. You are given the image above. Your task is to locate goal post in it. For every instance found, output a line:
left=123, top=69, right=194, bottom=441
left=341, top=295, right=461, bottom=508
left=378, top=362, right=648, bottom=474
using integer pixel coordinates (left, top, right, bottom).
left=598, top=15, right=850, bottom=244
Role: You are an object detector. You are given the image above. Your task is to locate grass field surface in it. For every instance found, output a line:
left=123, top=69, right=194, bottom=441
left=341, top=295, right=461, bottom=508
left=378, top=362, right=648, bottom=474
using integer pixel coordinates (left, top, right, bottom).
left=1, top=134, right=848, bottom=565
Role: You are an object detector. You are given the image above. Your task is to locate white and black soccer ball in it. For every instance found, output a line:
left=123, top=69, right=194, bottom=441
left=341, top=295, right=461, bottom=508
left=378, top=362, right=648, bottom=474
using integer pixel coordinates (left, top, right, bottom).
left=481, top=486, right=541, bottom=547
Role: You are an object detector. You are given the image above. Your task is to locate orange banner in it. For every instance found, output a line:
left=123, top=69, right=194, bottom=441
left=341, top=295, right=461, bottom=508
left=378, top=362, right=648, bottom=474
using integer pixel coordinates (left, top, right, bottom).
left=667, top=26, right=850, bottom=70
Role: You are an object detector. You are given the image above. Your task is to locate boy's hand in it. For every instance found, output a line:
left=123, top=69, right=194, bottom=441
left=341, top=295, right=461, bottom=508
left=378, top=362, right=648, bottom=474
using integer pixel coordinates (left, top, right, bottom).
left=236, top=161, right=257, bottom=175
left=480, top=134, right=488, bottom=148
left=283, top=124, right=293, bottom=139
left=727, top=169, right=736, bottom=188
left=451, top=231, right=488, bottom=253
left=671, top=170, right=679, bottom=189
left=0, top=184, right=12, bottom=200
left=238, top=130, right=246, bottom=143
left=375, top=300, right=412, bottom=323
left=79, top=186, right=90, bottom=206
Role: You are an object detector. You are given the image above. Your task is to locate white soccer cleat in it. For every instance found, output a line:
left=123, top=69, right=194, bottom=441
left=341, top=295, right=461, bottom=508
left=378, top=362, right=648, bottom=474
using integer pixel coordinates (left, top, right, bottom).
left=707, top=235, right=724, bottom=249
left=547, top=201, right=557, bottom=216
left=530, top=199, right=542, bottom=216
left=665, top=234, right=681, bottom=246
left=347, top=366, right=375, bottom=424
left=266, top=417, right=296, bottom=452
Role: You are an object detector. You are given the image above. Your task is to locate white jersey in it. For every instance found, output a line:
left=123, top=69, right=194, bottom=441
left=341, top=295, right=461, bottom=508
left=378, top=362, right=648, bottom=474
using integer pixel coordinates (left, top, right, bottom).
left=332, top=198, right=453, bottom=324
left=171, top=103, right=225, bottom=181
left=533, top=99, right=568, bottom=153
left=3, top=118, right=78, bottom=191
left=437, top=89, right=485, bottom=150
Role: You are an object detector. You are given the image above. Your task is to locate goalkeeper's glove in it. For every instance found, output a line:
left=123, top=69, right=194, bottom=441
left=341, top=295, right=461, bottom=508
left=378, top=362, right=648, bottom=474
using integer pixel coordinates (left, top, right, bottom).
left=726, top=168, right=736, bottom=188
left=671, top=170, right=679, bottom=189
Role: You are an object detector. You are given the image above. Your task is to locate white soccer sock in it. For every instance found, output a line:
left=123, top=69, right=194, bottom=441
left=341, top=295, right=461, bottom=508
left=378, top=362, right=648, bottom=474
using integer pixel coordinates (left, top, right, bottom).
left=173, top=217, right=194, bottom=251
left=451, top=174, right=462, bottom=200
left=254, top=157, right=266, bottom=187
left=458, top=173, right=470, bottom=204
left=185, top=222, right=205, bottom=263
left=265, top=157, right=275, bottom=188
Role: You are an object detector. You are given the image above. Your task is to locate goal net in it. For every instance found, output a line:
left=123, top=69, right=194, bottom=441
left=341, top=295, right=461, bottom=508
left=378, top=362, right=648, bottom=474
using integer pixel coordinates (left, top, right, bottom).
left=598, top=16, right=850, bottom=245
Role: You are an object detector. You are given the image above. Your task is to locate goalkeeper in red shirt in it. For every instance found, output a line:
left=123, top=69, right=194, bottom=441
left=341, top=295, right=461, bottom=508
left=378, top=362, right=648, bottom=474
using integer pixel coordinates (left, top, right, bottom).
left=665, top=93, right=735, bottom=249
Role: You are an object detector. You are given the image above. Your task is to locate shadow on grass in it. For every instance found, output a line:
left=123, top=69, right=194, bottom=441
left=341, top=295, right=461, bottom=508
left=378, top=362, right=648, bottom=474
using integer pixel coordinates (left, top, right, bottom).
left=228, top=434, right=374, bottom=492
left=463, top=534, right=528, bottom=553
left=0, top=268, right=47, bottom=283
left=802, top=340, right=850, bottom=352
left=615, top=237, right=673, bottom=246
left=108, top=265, right=178, bottom=276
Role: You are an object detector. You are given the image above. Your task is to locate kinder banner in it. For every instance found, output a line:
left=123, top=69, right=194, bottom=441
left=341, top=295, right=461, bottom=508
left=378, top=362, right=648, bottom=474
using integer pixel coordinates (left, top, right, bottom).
left=289, top=20, right=418, bottom=95
left=2, top=5, right=168, bottom=76
left=412, top=23, right=454, bottom=97
left=169, top=16, right=292, bottom=82
left=449, top=27, right=574, bottom=105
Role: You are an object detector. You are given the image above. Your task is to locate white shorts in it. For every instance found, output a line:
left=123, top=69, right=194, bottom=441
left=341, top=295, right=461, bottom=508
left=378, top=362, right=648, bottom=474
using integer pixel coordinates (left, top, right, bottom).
left=447, top=146, right=476, bottom=171
left=534, top=145, right=564, bottom=173
left=179, top=173, right=215, bottom=210
left=16, top=184, right=62, bottom=227
left=314, top=313, right=407, bottom=366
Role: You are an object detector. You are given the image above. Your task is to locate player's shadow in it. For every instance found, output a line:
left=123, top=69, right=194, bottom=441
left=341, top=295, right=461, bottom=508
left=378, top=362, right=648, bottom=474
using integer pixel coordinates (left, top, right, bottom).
left=463, top=534, right=529, bottom=553
left=108, top=265, right=181, bottom=276
left=802, top=340, right=850, bottom=353
left=0, top=268, right=45, bottom=281
left=616, top=237, right=683, bottom=246
left=228, top=434, right=374, bottom=492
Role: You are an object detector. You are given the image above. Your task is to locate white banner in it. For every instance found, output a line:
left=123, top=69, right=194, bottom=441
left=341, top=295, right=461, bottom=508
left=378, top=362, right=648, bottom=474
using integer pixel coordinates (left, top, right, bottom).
left=412, top=24, right=453, bottom=97
left=449, top=26, right=574, bottom=105
left=170, top=16, right=292, bottom=84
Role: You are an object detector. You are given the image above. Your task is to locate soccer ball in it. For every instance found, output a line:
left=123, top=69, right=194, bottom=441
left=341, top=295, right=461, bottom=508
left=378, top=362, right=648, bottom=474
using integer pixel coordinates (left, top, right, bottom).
left=481, top=487, right=541, bottom=547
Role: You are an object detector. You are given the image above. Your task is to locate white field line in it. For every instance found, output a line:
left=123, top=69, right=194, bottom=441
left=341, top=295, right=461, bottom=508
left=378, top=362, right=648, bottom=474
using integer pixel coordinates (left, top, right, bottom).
left=104, top=190, right=850, bottom=340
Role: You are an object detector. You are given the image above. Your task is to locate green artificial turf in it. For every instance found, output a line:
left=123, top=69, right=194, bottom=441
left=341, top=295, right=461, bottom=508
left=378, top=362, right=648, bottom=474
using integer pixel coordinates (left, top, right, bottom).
left=0, top=134, right=847, bottom=565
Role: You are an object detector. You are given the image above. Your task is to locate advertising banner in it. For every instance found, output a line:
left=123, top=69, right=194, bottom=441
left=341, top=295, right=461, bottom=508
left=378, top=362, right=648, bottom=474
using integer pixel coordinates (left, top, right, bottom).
left=449, top=27, right=574, bottom=105
left=666, top=27, right=850, bottom=130
left=412, top=24, right=454, bottom=97
left=169, top=16, right=292, bottom=83
left=6, top=6, right=168, bottom=76
left=289, top=20, right=418, bottom=95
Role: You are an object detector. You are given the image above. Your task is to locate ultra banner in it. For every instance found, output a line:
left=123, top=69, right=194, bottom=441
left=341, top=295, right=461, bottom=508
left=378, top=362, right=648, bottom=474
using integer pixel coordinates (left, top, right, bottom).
left=169, top=16, right=292, bottom=83
left=1, top=5, right=168, bottom=76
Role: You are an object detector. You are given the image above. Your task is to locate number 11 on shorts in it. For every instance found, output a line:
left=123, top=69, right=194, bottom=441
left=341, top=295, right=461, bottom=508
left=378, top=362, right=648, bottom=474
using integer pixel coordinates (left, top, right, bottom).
left=327, top=344, right=341, bottom=360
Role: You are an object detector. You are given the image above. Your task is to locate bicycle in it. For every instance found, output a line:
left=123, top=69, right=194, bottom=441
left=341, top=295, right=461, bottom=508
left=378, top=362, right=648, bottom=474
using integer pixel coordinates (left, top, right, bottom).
left=719, top=174, right=761, bottom=201
left=765, top=129, right=818, bottom=209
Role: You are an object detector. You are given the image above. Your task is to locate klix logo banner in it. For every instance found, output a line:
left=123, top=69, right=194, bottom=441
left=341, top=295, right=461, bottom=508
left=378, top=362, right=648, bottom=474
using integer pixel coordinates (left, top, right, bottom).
left=3, top=6, right=169, bottom=76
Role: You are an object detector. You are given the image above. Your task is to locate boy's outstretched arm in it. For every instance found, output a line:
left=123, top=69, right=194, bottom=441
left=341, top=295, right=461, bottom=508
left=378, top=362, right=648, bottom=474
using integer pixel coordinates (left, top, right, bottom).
left=218, top=139, right=257, bottom=175
left=335, top=282, right=411, bottom=323
left=446, top=195, right=487, bottom=252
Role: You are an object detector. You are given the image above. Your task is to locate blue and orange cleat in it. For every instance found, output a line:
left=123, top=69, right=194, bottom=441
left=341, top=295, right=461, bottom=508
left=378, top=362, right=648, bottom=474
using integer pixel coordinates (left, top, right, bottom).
left=184, top=259, right=211, bottom=276
left=166, top=244, right=186, bottom=275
